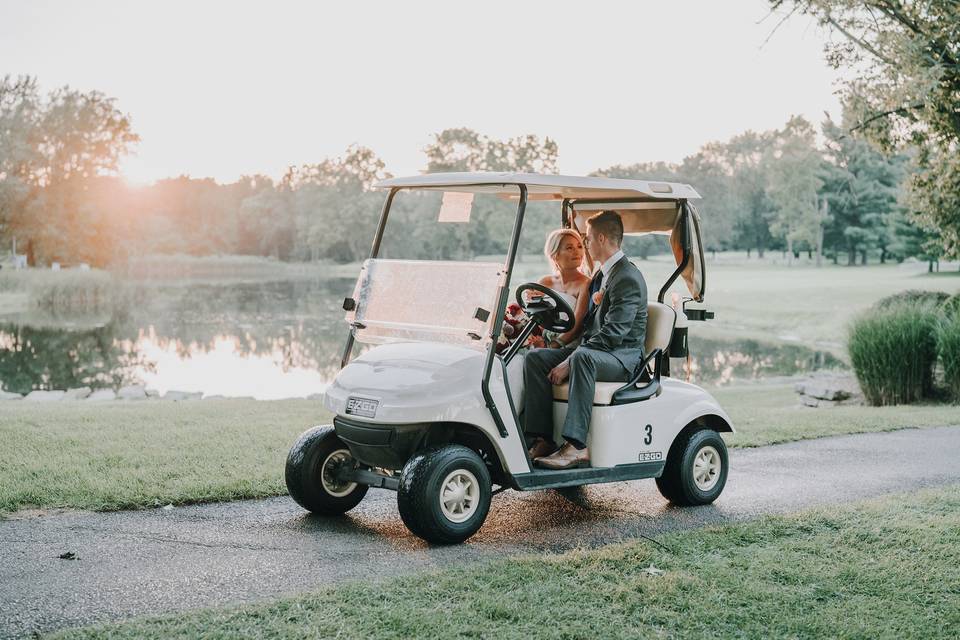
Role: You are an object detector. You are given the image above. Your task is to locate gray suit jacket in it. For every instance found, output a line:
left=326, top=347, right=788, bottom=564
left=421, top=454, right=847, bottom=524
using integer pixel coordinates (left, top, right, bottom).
left=580, top=254, right=648, bottom=373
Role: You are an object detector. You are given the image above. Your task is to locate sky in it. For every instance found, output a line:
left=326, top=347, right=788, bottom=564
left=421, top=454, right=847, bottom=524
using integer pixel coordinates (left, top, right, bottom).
left=0, top=0, right=846, bottom=185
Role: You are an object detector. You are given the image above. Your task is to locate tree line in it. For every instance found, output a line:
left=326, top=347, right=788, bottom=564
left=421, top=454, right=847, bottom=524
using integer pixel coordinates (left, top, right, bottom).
left=0, top=74, right=954, bottom=269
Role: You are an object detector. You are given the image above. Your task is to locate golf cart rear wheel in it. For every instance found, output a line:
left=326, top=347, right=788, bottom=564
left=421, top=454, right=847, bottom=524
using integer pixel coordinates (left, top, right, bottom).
left=397, top=445, right=492, bottom=545
left=656, top=429, right=728, bottom=506
left=286, top=425, right=368, bottom=515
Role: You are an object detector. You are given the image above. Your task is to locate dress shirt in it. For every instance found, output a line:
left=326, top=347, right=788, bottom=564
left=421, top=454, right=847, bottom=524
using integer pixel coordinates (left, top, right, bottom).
left=597, top=249, right=624, bottom=292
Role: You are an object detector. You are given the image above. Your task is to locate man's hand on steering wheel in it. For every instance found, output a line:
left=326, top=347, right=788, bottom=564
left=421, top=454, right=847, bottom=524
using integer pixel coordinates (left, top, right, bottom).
left=515, top=282, right=575, bottom=333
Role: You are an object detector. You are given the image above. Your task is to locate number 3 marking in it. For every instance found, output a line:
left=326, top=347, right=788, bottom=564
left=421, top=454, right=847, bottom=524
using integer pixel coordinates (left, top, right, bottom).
left=644, top=424, right=653, bottom=445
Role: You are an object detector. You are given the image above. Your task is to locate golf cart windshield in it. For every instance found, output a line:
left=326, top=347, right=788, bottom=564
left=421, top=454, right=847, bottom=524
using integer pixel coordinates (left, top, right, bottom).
left=346, top=259, right=502, bottom=348
left=345, top=186, right=519, bottom=349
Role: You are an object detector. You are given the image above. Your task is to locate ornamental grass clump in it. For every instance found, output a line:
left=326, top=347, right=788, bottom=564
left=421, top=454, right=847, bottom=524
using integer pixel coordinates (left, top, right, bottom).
left=848, top=305, right=939, bottom=406
left=875, top=289, right=949, bottom=310
left=937, top=312, right=960, bottom=402
left=941, top=293, right=960, bottom=319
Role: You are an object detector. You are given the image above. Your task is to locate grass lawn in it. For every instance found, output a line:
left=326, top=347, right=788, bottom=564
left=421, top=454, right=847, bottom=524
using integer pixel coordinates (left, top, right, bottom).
left=0, top=399, right=328, bottom=513
left=1, top=387, right=957, bottom=515
left=717, top=384, right=960, bottom=447
left=50, top=485, right=960, bottom=639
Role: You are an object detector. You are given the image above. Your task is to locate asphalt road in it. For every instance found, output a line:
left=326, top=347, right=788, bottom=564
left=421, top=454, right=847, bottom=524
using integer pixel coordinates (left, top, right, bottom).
left=2, top=425, right=959, bottom=639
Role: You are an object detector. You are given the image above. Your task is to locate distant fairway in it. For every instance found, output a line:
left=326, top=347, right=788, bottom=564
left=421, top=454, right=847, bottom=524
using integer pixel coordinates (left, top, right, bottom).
left=513, top=254, right=960, bottom=356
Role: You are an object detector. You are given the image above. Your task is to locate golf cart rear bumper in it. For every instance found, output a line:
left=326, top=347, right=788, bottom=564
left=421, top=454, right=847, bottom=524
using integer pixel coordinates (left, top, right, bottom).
left=333, top=416, right=427, bottom=469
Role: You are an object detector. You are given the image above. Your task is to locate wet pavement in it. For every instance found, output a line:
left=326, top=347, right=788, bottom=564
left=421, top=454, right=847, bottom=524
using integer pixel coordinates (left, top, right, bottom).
left=2, top=425, right=959, bottom=638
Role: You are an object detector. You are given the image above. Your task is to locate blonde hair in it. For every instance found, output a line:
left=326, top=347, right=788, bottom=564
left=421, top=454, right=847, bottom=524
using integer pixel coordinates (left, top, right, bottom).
left=544, top=228, right=584, bottom=273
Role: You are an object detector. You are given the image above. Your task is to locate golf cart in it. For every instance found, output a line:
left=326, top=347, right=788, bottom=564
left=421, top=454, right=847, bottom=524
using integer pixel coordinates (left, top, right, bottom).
left=286, top=172, right=733, bottom=544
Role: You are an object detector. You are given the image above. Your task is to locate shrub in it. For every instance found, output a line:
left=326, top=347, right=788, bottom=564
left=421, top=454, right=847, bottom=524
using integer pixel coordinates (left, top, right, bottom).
left=874, top=289, right=950, bottom=310
left=941, top=293, right=960, bottom=319
left=848, top=306, right=939, bottom=406
left=937, top=313, right=960, bottom=402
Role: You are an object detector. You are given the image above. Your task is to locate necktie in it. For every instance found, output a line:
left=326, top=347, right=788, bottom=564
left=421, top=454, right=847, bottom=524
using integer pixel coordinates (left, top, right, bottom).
left=587, top=270, right=603, bottom=313
left=583, top=270, right=604, bottom=338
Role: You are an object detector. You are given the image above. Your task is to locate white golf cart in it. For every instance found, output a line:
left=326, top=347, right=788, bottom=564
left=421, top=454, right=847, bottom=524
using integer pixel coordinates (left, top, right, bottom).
left=286, top=172, right=733, bottom=544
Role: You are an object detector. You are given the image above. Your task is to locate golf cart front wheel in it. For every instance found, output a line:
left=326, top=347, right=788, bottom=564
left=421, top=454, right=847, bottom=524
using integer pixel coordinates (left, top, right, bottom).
left=286, top=425, right=368, bottom=515
left=397, top=445, right=492, bottom=545
left=656, top=429, right=728, bottom=506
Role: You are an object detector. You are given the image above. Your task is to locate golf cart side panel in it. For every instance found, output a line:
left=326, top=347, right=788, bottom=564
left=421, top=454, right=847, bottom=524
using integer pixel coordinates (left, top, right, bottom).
left=665, top=380, right=734, bottom=433
left=323, top=342, right=531, bottom=474
left=550, top=378, right=733, bottom=468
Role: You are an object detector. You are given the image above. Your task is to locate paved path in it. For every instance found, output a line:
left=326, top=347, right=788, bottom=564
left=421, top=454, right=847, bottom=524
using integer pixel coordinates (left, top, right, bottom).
left=2, top=426, right=959, bottom=639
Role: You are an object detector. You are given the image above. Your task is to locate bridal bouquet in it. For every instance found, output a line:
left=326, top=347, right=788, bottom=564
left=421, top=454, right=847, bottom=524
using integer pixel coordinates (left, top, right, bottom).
left=495, top=303, right=544, bottom=354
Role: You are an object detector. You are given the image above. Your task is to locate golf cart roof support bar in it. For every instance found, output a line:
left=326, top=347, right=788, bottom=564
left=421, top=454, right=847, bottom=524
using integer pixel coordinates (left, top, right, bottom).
left=658, top=199, right=691, bottom=304
left=482, top=183, right=528, bottom=438
left=561, top=198, right=570, bottom=229
left=568, top=196, right=667, bottom=205
left=369, top=187, right=399, bottom=261
left=340, top=187, right=399, bottom=369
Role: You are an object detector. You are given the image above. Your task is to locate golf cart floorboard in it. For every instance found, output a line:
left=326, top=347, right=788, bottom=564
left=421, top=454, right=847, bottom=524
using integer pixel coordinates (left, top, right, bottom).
left=511, top=461, right=664, bottom=491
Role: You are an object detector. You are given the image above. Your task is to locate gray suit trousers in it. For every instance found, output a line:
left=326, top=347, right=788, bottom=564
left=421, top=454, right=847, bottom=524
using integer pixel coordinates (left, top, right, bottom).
left=522, top=347, right=630, bottom=448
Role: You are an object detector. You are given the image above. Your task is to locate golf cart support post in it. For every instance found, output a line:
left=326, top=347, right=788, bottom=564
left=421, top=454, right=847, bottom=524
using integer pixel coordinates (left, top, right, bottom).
left=340, top=182, right=529, bottom=439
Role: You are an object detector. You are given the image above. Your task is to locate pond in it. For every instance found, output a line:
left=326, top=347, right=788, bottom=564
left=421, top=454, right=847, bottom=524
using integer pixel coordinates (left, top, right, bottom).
left=0, top=279, right=842, bottom=398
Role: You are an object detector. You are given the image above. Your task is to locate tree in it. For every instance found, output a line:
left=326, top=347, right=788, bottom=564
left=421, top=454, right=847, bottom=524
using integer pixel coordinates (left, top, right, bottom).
left=698, top=131, right=776, bottom=257
left=421, top=129, right=559, bottom=258
left=279, top=145, right=388, bottom=262
left=770, top=0, right=960, bottom=258
left=887, top=205, right=943, bottom=271
left=424, top=128, right=558, bottom=174
left=766, top=117, right=824, bottom=265
left=820, top=115, right=906, bottom=265
left=0, top=75, right=138, bottom=266
left=678, top=154, right=742, bottom=253
left=0, top=76, right=42, bottom=254
left=239, top=183, right=293, bottom=260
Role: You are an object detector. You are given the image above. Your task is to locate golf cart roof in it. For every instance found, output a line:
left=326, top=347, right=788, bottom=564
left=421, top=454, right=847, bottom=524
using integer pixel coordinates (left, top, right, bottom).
left=374, top=172, right=701, bottom=201
left=372, top=171, right=707, bottom=303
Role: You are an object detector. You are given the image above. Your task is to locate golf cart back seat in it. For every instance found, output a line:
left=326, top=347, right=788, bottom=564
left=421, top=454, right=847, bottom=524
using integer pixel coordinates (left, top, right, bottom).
left=552, top=301, right=677, bottom=405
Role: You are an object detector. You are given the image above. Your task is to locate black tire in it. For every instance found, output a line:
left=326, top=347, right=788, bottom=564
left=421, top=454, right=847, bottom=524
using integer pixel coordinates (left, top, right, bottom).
left=285, top=425, right=368, bottom=515
left=655, top=428, right=728, bottom=506
left=397, top=445, right=492, bottom=545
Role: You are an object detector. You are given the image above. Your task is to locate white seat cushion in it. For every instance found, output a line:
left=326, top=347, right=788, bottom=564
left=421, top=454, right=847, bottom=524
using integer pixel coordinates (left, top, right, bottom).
left=552, top=381, right=625, bottom=405
left=551, top=302, right=676, bottom=406
left=645, top=302, right=676, bottom=354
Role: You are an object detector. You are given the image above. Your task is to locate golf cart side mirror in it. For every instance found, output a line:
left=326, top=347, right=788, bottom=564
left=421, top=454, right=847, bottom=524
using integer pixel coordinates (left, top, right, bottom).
left=343, top=297, right=356, bottom=311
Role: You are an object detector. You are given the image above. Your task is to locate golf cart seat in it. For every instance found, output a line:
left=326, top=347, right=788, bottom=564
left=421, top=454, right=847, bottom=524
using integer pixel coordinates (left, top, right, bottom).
left=552, top=301, right=677, bottom=405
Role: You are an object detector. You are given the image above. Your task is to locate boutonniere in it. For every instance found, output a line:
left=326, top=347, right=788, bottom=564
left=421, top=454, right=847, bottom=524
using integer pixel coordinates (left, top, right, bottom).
left=591, top=286, right=606, bottom=306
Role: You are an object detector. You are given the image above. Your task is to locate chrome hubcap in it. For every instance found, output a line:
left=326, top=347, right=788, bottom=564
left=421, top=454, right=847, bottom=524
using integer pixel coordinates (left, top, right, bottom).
left=693, top=445, right=721, bottom=491
left=321, top=449, right=358, bottom=497
left=439, top=469, right=479, bottom=523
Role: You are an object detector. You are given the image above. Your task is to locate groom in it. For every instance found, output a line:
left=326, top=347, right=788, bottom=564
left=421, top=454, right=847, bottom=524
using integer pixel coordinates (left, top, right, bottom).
left=523, top=210, right=648, bottom=470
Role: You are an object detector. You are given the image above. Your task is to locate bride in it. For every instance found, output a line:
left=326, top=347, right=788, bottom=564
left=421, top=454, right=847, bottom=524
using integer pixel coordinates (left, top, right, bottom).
left=533, top=213, right=594, bottom=349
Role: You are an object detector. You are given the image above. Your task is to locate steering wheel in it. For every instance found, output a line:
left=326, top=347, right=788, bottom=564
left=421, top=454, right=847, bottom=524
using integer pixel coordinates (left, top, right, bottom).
left=515, top=282, right=575, bottom=333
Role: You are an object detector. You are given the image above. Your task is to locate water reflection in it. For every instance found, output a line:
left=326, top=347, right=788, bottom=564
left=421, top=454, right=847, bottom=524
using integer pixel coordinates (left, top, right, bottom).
left=0, top=279, right=354, bottom=399
left=682, top=336, right=842, bottom=386
left=128, top=330, right=331, bottom=400
left=0, top=322, right=149, bottom=395
left=0, top=278, right=844, bottom=397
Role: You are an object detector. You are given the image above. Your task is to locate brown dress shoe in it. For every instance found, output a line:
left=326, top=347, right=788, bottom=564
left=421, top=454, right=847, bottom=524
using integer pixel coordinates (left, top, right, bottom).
left=528, top=437, right=559, bottom=460
left=536, top=442, right=590, bottom=470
